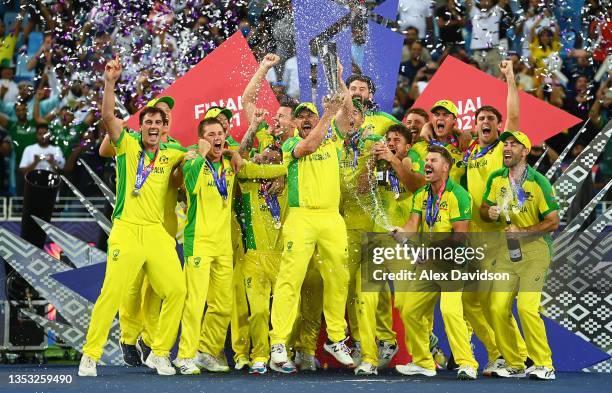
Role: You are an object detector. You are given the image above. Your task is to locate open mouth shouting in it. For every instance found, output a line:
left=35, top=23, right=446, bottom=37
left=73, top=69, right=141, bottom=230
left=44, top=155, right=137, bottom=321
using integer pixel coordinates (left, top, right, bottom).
left=481, top=125, right=492, bottom=138
left=212, top=139, right=223, bottom=154
left=302, top=122, right=313, bottom=132
left=435, top=121, right=445, bottom=133
left=424, top=165, right=434, bottom=178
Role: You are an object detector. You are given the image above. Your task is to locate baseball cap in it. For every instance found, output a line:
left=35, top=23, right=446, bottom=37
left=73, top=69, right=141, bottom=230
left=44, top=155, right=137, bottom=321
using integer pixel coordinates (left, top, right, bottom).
left=499, top=130, right=531, bottom=150
left=431, top=100, right=458, bottom=117
left=147, top=96, right=175, bottom=109
left=205, top=106, right=233, bottom=120
left=294, top=102, right=319, bottom=117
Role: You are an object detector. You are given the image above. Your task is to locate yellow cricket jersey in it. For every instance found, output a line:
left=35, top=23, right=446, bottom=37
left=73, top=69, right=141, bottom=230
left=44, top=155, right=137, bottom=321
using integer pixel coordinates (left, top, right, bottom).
left=363, top=110, right=402, bottom=136
left=375, top=150, right=424, bottom=230
left=334, top=120, right=383, bottom=229
left=239, top=180, right=288, bottom=252
left=111, top=131, right=186, bottom=225
left=482, top=166, right=559, bottom=230
left=466, top=141, right=504, bottom=232
left=162, top=136, right=184, bottom=238
left=411, top=178, right=472, bottom=232
left=282, top=132, right=341, bottom=210
left=255, top=122, right=299, bottom=154
left=183, top=157, right=286, bottom=257
left=411, top=140, right=466, bottom=186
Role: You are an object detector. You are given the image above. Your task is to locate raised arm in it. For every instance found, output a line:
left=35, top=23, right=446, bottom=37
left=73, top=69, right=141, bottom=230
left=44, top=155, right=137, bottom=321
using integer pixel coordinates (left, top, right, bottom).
left=239, top=108, right=268, bottom=158
left=101, top=57, right=124, bottom=144
left=293, top=94, right=344, bottom=158
left=242, top=53, right=280, bottom=126
left=499, top=60, right=519, bottom=132
left=329, top=59, right=353, bottom=137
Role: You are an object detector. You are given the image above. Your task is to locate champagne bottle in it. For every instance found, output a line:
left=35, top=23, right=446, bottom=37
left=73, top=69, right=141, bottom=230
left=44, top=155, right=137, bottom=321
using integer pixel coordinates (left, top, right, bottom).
left=505, top=217, right=523, bottom=262
left=376, top=159, right=388, bottom=186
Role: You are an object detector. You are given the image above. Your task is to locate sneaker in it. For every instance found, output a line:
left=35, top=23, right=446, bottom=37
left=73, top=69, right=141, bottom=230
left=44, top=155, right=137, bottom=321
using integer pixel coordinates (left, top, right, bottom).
left=249, top=361, right=268, bottom=375
left=173, top=357, right=201, bottom=375
left=483, top=357, right=506, bottom=376
left=323, top=338, right=354, bottom=367
left=525, top=357, right=536, bottom=375
left=432, top=348, right=447, bottom=370
left=493, top=366, right=526, bottom=378
left=395, top=362, right=436, bottom=377
left=145, top=353, right=176, bottom=376
left=457, top=365, right=477, bottom=380
left=295, top=351, right=317, bottom=371
left=378, top=341, right=398, bottom=368
left=269, top=359, right=297, bottom=374
left=195, top=352, right=230, bottom=372
left=270, top=343, right=288, bottom=365
left=446, top=353, right=459, bottom=371
left=120, top=342, right=142, bottom=367
left=351, top=341, right=362, bottom=366
left=354, top=362, right=378, bottom=375
left=78, top=354, right=97, bottom=377
left=234, top=356, right=250, bottom=370
left=429, top=333, right=439, bottom=352
left=529, top=366, right=555, bottom=380
left=136, top=337, right=152, bottom=367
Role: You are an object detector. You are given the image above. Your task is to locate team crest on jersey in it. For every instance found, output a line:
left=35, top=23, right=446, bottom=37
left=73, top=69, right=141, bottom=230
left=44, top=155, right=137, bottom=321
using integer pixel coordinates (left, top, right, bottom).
left=245, top=277, right=252, bottom=288
left=287, top=241, right=293, bottom=251
left=112, top=249, right=120, bottom=261
left=159, top=155, right=169, bottom=164
left=193, top=257, right=201, bottom=267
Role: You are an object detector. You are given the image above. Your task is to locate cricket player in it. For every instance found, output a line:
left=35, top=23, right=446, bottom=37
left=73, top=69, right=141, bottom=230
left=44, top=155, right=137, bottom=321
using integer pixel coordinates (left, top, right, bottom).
left=481, top=131, right=559, bottom=380
left=394, top=145, right=478, bottom=380
left=79, top=58, right=186, bottom=377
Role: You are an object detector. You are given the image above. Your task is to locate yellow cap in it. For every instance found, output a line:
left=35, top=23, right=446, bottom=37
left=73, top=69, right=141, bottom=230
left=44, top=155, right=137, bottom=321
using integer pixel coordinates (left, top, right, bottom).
left=431, top=99, right=458, bottom=117
left=147, top=96, right=175, bottom=109
left=294, top=102, right=319, bottom=117
left=205, top=106, right=233, bottom=120
left=500, top=130, right=532, bottom=150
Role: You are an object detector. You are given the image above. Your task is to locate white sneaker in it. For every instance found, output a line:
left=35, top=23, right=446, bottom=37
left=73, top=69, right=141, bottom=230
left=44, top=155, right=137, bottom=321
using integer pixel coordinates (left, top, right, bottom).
left=173, top=357, right=201, bottom=375
left=354, top=361, right=378, bottom=375
left=270, top=343, right=288, bottom=365
left=493, top=366, right=526, bottom=378
left=195, top=352, right=230, bottom=372
left=234, top=356, right=249, bottom=370
left=457, top=365, right=478, bottom=380
left=377, top=341, right=398, bottom=368
left=395, top=362, right=436, bottom=377
left=78, top=354, right=97, bottom=377
left=145, top=353, right=176, bottom=376
left=483, top=358, right=506, bottom=376
left=249, top=361, right=268, bottom=374
left=269, top=359, right=297, bottom=374
left=323, top=338, right=354, bottom=367
left=351, top=341, right=362, bottom=366
left=529, top=366, right=556, bottom=380
left=295, top=351, right=317, bottom=371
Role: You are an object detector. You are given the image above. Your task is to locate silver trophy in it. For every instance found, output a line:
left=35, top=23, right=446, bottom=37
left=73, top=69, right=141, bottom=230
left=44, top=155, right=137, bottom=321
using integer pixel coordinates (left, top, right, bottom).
left=316, top=39, right=340, bottom=95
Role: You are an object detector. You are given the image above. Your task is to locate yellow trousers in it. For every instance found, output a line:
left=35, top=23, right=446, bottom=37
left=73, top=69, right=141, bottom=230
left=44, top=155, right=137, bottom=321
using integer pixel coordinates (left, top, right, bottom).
left=243, top=250, right=281, bottom=363
left=177, top=254, right=233, bottom=359
left=346, top=229, right=362, bottom=342
left=397, top=287, right=478, bottom=370
left=83, top=221, right=186, bottom=361
left=230, top=237, right=250, bottom=362
left=490, top=240, right=553, bottom=369
left=118, top=270, right=161, bottom=346
left=292, top=257, right=324, bottom=355
left=270, top=208, right=349, bottom=344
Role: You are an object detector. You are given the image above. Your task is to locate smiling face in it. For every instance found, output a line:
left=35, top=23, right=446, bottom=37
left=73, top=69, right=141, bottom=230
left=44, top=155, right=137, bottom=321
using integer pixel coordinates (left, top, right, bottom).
left=502, top=136, right=529, bottom=168
left=348, top=80, right=372, bottom=105
left=270, top=106, right=295, bottom=137
left=154, top=101, right=172, bottom=139
left=295, top=109, right=319, bottom=138
left=404, top=112, right=427, bottom=138
left=475, top=109, right=501, bottom=145
left=202, top=122, right=226, bottom=162
left=216, top=113, right=230, bottom=132
left=431, top=109, right=455, bottom=139
left=15, top=103, right=27, bottom=122
left=424, top=151, right=450, bottom=183
left=140, top=112, right=164, bottom=150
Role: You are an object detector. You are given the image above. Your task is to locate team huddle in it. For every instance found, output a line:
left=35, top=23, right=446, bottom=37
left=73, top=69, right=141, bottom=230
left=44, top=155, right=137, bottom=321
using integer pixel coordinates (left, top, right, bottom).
left=77, top=53, right=559, bottom=382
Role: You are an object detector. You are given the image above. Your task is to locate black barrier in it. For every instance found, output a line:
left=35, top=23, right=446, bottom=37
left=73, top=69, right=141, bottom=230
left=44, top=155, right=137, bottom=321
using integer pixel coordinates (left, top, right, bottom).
left=20, top=170, right=62, bottom=249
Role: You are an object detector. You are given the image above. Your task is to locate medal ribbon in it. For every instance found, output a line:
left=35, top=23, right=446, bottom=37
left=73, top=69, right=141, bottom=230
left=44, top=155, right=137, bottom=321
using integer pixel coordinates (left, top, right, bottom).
left=205, top=159, right=228, bottom=200
left=261, top=182, right=281, bottom=225
left=425, top=180, right=447, bottom=231
left=461, top=140, right=499, bottom=166
left=133, top=147, right=159, bottom=193
left=508, top=166, right=528, bottom=207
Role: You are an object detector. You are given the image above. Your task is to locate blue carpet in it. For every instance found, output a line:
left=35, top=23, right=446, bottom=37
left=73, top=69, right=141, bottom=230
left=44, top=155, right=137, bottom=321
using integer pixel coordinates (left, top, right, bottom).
left=0, top=365, right=610, bottom=393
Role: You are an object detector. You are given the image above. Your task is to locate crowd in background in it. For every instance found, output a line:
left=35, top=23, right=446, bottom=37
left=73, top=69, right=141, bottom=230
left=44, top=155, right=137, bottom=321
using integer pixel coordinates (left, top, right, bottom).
left=0, top=0, right=609, bottom=201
